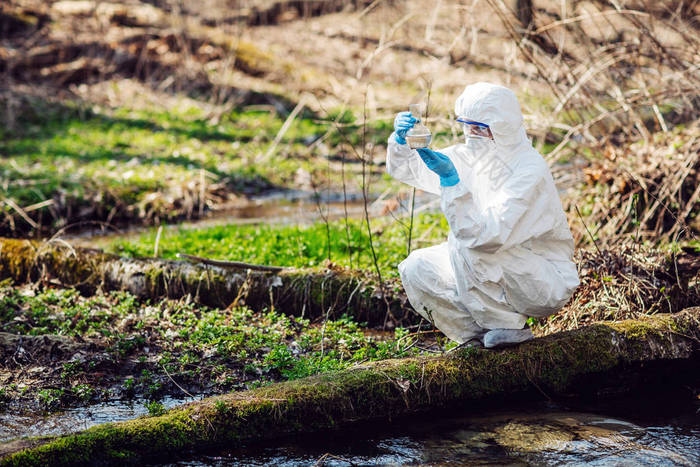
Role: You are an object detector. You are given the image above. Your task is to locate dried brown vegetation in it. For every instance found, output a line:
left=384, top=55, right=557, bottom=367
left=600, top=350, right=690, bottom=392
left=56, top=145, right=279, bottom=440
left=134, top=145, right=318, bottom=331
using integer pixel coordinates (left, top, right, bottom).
left=486, top=0, right=700, bottom=244
left=540, top=245, right=700, bottom=335
left=566, top=123, right=700, bottom=245
left=0, top=1, right=295, bottom=106
left=1, top=1, right=698, bottom=329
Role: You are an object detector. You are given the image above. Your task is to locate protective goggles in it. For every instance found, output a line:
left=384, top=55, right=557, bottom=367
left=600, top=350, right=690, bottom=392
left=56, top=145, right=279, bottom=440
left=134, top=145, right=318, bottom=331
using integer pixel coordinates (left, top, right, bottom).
left=456, top=118, right=493, bottom=139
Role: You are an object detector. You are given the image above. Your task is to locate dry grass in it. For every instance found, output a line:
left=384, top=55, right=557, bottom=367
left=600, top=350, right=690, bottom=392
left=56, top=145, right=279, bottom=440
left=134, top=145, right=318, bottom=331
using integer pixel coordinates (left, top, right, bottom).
left=480, top=0, right=700, bottom=245
left=1, top=0, right=698, bottom=268
left=537, top=245, right=700, bottom=335
left=565, top=122, right=699, bottom=246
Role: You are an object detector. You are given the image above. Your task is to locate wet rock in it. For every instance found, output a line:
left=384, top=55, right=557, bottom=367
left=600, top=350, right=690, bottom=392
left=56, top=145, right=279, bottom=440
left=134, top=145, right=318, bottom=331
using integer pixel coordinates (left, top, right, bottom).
left=493, top=420, right=576, bottom=452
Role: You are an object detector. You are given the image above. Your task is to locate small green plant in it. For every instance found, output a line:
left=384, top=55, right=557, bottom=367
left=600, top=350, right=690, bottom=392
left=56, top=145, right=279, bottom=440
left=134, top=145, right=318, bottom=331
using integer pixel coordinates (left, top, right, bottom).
left=263, top=346, right=295, bottom=373
left=73, top=384, right=94, bottom=403
left=61, top=362, right=81, bottom=381
left=112, top=335, right=146, bottom=358
left=123, top=377, right=135, bottom=391
left=245, top=379, right=270, bottom=390
left=280, top=354, right=345, bottom=380
left=145, top=400, right=166, bottom=416
left=37, top=389, right=64, bottom=410
left=214, top=400, right=228, bottom=415
left=147, top=381, right=162, bottom=399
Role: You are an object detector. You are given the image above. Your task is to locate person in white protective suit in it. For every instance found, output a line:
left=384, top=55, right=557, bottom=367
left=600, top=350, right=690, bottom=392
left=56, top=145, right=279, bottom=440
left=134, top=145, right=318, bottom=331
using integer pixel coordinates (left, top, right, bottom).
left=387, top=82, right=579, bottom=348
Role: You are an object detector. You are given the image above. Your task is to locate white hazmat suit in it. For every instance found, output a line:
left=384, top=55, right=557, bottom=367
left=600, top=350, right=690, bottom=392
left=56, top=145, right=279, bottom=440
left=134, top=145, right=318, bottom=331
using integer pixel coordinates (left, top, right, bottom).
left=387, top=83, right=579, bottom=344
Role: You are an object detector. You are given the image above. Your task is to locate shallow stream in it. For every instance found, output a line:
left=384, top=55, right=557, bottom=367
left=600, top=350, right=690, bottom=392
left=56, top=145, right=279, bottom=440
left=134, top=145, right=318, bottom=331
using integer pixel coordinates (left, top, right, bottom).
left=170, top=396, right=699, bottom=466
left=64, top=190, right=439, bottom=248
left=2, top=391, right=697, bottom=465
left=0, top=396, right=196, bottom=443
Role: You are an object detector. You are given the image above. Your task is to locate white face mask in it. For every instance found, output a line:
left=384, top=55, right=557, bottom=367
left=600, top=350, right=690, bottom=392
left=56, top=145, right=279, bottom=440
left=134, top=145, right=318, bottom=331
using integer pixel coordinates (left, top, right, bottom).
left=464, top=134, right=495, bottom=153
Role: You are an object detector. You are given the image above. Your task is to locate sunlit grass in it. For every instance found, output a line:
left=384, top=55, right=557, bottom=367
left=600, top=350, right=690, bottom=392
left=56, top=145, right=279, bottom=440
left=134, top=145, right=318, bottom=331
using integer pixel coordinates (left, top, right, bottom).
left=1, top=105, right=300, bottom=204
left=1, top=101, right=394, bottom=212
left=108, top=212, right=450, bottom=277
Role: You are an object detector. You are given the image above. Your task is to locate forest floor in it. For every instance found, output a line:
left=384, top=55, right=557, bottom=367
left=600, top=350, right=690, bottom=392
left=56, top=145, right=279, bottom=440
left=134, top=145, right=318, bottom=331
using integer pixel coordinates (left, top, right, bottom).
left=1, top=0, right=699, bottom=452
left=0, top=221, right=697, bottom=417
left=0, top=280, right=430, bottom=417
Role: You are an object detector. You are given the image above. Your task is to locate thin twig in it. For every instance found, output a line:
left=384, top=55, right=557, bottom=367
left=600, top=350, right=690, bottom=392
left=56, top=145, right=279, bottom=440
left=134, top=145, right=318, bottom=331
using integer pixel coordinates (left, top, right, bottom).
left=1, top=197, right=39, bottom=229
left=153, top=225, right=163, bottom=258
left=575, top=204, right=603, bottom=257
left=360, top=91, right=383, bottom=285
left=160, top=363, right=195, bottom=399
left=259, top=94, right=308, bottom=162
left=176, top=253, right=285, bottom=272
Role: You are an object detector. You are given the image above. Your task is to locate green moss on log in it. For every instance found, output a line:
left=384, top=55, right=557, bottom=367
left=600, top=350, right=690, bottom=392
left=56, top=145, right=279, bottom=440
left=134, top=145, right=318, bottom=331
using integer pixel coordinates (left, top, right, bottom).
left=0, top=238, right=412, bottom=326
left=2, top=309, right=698, bottom=466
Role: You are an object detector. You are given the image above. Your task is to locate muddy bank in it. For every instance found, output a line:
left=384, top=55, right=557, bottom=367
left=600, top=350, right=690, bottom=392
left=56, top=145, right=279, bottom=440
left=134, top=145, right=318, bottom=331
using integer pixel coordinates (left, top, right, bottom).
left=1, top=309, right=698, bottom=466
left=0, top=238, right=411, bottom=328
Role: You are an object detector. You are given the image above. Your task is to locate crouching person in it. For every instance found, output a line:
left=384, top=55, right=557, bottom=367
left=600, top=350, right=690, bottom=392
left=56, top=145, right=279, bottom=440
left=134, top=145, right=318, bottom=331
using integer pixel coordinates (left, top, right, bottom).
left=387, top=83, right=579, bottom=348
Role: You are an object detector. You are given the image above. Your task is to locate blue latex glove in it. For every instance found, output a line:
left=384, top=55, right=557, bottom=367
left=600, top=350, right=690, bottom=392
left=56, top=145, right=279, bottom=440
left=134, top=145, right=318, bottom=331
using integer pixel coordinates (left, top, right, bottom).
left=416, top=148, right=460, bottom=187
left=393, top=111, right=417, bottom=144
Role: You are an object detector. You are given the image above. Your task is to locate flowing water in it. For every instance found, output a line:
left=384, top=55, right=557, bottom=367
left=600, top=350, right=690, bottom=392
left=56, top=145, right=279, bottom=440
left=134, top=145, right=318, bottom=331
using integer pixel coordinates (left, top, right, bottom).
left=0, top=396, right=198, bottom=443
left=64, top=190, right=439, bottom=248
left=168, top=396, right=699, bottom=466
left=0, top=384, right=697, bottom=465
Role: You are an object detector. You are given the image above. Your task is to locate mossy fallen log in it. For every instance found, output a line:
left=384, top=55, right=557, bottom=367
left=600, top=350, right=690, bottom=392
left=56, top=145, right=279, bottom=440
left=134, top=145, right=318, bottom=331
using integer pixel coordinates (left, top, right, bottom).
left=1, top=309, right=699, bottom=466
left=0, top=238, right=411, bottom=327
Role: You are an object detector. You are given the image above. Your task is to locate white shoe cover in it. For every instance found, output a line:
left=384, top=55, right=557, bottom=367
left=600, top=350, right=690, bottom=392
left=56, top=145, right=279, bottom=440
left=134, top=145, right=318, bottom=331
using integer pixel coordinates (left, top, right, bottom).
left=483, top=328, right=534, bottom=348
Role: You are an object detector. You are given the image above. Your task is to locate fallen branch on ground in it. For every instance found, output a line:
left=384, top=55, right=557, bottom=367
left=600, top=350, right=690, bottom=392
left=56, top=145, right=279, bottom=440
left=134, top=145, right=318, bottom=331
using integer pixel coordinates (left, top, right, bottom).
left=0, top=238, right=411, bottom=328
left=176, top=252, right=286, bottom=272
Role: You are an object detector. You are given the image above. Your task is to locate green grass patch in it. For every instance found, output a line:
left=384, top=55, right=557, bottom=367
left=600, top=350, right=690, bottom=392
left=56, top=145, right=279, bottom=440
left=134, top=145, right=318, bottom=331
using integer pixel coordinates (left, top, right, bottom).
left=0, top=280, right=432, bottom=410
left=2, top=104, right=311, bottom=206
left=108, top=212, right=449, bottom=277
left=1, top=100, right=395, bottom=232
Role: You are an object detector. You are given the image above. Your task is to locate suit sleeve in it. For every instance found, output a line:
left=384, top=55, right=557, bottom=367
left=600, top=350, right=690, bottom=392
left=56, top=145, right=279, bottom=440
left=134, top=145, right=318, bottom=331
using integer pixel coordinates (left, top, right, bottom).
left=386, top=135, right=441, bottom=195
